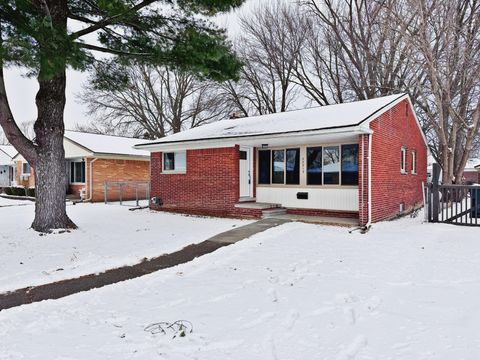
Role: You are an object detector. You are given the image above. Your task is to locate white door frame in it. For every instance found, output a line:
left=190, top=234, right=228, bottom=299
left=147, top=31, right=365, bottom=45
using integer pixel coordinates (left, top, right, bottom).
left=239, top=146, right=253, bottom=198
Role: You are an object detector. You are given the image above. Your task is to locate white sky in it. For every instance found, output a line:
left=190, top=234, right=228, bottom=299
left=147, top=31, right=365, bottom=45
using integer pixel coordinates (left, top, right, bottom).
left=4, top=0, right=260, bottom=130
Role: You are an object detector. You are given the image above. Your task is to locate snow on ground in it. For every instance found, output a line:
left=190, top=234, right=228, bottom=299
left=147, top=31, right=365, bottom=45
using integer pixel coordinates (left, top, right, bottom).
left=1, top=212, right=480, bottom=359
left=0, top=196, right=34, bottom=207
left=0, top=198, right=250, bottom=293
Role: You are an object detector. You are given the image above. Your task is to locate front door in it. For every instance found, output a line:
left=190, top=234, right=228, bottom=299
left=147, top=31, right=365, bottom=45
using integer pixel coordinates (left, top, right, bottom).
left=239, top=146, right=252, bottom=198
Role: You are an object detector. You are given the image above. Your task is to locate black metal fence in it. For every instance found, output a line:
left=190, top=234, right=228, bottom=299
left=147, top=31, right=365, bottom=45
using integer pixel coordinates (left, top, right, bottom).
left=427, top=164, right=480, bottom=226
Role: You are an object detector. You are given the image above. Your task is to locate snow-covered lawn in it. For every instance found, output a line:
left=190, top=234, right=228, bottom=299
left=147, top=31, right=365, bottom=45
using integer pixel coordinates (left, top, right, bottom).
left=0, top=198, right=250, bottom=293
left=1, top=213, right=480, bottom=359
left=0, top=196, right=34, bottom=207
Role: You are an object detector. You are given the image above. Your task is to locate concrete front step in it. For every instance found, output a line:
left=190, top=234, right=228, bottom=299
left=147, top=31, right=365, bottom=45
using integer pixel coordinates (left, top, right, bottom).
left=235, top=202, right=282, bottom=210
left=262, top=208, right=288, bottom=218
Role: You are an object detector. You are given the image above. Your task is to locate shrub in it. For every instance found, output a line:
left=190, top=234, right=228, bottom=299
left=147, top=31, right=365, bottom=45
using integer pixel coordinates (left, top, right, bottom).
left=3, top=187, right=12, bottom=195
left=27, top=187, right=35, bottom=198
left=12, top=187, right=26, bottom=196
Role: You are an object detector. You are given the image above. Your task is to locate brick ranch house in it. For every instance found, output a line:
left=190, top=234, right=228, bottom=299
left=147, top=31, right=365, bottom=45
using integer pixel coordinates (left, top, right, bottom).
left=13, top=130, right=150, bottom=202
left=135, top=94, right=428, bottom=227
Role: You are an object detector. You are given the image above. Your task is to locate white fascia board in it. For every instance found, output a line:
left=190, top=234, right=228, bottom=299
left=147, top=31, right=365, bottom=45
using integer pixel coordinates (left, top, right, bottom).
left=139, top=126, right=371, bottom=153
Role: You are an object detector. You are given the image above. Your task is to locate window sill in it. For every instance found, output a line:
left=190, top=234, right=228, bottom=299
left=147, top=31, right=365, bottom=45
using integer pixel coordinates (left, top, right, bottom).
left=400, top=170, right=408, bottom=175
left=411, top=172, right=417, bottom=175
left=161, top=170, right=186, bottom=175
left=70, top=182, right=86, bottom=185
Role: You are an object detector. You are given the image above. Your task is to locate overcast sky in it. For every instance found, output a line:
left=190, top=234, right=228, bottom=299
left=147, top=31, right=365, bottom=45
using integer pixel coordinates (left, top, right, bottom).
left=4, top=0, right=260, bottom=131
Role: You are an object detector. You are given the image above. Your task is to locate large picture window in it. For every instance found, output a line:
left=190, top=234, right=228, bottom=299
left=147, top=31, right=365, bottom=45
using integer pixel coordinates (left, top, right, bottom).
left=258, top=148, right=300, bottom=185
left=307, top=147, right=322, bottom=185
left=341, top=144, right=359, bottom=185
left=163, top=151, right=186, bottom=172
left=323, top=146, right=340, bottom=185
left=259, top=144, right=359, bottom=187
left=70, top=161, right=85, bottom=183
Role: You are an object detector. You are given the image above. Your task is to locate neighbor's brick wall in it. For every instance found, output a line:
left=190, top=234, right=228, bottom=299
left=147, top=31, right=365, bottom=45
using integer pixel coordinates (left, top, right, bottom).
left=463, top=170, right=480, bottom=184
left=14, top=161, right=35, bottom=188
left=150, top=146, right=244, bottom=217
left=359, top=99, right=427, bottom=225
left=86, top=158, right=150, bottom=202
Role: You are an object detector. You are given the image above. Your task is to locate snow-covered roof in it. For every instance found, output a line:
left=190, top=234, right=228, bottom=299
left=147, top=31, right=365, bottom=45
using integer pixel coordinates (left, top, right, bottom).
left=0, top=145, right=17, bottom=159
left=465, top=158, right=480, bottom=171
left=135, top=94, right=409, bottom=149
left=64, top=130, right=149, bottom=158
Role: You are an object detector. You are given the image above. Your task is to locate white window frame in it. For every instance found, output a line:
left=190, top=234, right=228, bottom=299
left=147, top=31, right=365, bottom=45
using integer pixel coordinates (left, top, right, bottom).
left=411, top=150, right=417, bottom=174
left=162, top=151, right=187, bottom=174
left=70, top=160, right=86, bottom=184
left=21, top=162, right=31, bottom=177
left=401, top=147, right=407, bottom=174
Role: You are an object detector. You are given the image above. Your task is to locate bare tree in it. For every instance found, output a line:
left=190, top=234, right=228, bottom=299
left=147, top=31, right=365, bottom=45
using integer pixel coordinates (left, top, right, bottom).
left=218, top=1, right=311, bottom=116
left=81, top=64, right=226, bottom=139
left=395, top=0, right=480, bottom=183
left=300, top=0, right=417, bottom=103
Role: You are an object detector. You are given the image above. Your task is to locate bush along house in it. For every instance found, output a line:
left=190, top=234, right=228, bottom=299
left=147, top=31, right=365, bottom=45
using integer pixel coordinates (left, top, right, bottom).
left=135, top=94, right=428, bottom=227
left=12, top=131, right=150, bottom=201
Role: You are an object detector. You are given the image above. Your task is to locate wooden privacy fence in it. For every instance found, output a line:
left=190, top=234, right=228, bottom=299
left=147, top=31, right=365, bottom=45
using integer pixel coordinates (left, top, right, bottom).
left=427, top=164, right=480, bottom=226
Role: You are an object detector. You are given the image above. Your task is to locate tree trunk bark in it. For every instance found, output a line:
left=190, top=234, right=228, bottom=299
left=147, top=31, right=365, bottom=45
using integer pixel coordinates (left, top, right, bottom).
left=31, top=69, right=76, bottom=232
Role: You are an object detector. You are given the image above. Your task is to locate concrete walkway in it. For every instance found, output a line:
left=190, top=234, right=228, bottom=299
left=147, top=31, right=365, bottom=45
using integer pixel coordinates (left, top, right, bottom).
left=0, top=218, right=290, bottom=311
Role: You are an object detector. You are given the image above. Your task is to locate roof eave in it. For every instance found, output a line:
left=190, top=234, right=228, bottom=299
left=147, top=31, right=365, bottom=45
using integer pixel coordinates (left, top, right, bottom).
left=136, top=125, right=371, bottom=152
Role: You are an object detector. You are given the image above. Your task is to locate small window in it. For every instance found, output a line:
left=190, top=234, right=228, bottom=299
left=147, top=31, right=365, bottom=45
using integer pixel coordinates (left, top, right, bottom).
left=163, top=151, right=186, bottom=172
left=22, top=162, right=31, bottom=176
left=286, top=148, right=300, bottom=185
left=323, top=146, right=340, bottom=185
left=258, top=150, right=271, bottom=184
left=411, top=151, right=417, bottom=174
left=341, top=144, right=359, bottom=185
left=272, top=150, right=285, bottom=184
left=401, top=147, right=407, bottom=173
left=70, top=161, right=85, bottom=183
left=307, top=147, right=323, bottom=185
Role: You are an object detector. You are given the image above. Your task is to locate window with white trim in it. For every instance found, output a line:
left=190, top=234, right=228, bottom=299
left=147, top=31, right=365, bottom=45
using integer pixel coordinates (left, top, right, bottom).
left=70, top=160, right=85, bottom=183
left=401, top=147, right=407, bottom=173
left=411, top=150, right=417, bottom=174
left=163, top=151, right=186, bottom=172
left=22, top=162, right=31, bottom=176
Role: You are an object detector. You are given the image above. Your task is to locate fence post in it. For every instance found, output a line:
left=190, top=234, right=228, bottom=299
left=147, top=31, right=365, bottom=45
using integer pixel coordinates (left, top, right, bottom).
left=135, top=186, right=139, bottom=207
left=432, top=163, right=441, bottom=222
left=119, top=183, right=123, bottom=205
left=104, top=182, right=107, bottom=204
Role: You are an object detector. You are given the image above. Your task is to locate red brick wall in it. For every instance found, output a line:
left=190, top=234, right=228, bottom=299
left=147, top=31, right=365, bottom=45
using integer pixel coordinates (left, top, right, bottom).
left=15, top=161, right=35, bottom=188
left=150, top=146, right=242, bottom=217
left=86, top=158, right=150, bottom=202
left=463, top=170, right=479, bottom=184
left=359, top=99, right=428, bottom=225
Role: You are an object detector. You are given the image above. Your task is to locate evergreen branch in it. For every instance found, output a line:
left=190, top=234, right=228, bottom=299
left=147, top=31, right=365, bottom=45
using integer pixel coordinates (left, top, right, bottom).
left=69, top=0, right=156, bottom=40
left=77, top=42, right=151, bottom=57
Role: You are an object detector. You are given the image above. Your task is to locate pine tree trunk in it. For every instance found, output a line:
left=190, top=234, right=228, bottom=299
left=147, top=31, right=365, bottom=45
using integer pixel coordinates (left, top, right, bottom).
left=31, top=68, right=76, bottom=232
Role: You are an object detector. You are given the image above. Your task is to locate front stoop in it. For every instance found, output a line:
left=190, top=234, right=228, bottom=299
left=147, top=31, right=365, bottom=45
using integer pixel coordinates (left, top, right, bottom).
left=262, top=208, right=288, bottom=218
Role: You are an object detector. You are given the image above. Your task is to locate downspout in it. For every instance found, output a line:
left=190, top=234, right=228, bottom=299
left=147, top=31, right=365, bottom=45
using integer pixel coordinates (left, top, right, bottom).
left=84, top=158, right=98, bottom=202
left=365, top=132, right=373, bottom=229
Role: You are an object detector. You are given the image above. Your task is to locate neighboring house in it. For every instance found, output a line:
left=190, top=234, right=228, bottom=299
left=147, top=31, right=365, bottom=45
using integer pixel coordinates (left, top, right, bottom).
left=13, top=131, right=150, bottom=201
left=0, top=145, right=16, bottom=187
left=463, top=158, right=480, bottom=184
left=135, top=93, right=428, bottom=226
left=427, top=158, right=480, bottom=184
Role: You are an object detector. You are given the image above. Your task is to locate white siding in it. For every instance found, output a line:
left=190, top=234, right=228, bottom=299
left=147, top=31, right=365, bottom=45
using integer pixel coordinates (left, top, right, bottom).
left=256, top=187, right=359, bottom=211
